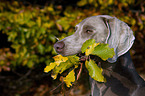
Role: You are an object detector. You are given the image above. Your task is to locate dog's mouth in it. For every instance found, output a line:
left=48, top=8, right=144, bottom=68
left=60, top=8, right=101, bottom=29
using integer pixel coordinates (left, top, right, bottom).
left=77, top=53, right=104, bottom=65
left=77, top=53, right=87, bottom=62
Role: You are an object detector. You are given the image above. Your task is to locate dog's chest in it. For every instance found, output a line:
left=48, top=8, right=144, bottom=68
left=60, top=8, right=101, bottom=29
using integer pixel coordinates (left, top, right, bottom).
left=95, top=70, right=137, bottom=96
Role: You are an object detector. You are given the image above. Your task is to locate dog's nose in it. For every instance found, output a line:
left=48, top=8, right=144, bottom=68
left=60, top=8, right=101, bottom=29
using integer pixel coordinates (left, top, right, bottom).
left=54, top=41, right=65, bottom=53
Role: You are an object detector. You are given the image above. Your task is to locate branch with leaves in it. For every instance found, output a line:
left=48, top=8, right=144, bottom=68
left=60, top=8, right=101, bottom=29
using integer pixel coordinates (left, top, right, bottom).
left=44, top=39, right=115, bottom=87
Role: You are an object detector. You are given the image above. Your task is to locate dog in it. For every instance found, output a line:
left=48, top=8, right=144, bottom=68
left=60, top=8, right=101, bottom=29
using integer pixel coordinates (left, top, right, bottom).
left=54, top=15, right=145, bottom=96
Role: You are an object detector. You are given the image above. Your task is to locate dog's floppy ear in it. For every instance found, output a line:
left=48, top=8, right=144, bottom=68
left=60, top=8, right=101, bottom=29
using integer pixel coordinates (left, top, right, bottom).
left=99, top=15, right=135, bottom=63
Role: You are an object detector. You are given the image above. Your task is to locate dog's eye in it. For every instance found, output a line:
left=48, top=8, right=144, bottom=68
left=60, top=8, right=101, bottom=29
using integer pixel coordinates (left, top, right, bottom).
left=86, top=30, right=93, bottom=34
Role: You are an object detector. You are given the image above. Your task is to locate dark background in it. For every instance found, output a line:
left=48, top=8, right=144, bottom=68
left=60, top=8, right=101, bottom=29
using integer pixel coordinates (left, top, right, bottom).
left=0, top=0, right=145, bottom=95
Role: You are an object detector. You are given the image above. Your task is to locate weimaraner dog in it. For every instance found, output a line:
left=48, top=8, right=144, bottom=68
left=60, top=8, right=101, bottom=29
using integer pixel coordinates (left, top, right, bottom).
left=54, top=15, right=145, bottom=96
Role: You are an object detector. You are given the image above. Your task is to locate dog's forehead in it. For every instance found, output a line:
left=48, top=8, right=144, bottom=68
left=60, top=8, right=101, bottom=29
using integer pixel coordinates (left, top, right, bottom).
left=76, top=16, right=103, bottom=27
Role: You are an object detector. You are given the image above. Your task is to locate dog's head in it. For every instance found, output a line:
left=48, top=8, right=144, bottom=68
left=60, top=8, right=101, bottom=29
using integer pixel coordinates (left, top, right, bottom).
left=54, top=15, right=135, bottom=63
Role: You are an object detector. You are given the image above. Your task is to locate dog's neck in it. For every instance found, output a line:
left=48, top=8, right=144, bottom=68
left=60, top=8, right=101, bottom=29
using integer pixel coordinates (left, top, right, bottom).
left=90, top=51, right=145, bottom=96
left=113, top=51, right=145, bottom=86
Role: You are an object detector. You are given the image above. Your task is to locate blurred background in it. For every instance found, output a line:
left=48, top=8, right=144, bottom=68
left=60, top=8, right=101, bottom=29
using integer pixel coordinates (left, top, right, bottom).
left=0, top=0, right=145, bottom=96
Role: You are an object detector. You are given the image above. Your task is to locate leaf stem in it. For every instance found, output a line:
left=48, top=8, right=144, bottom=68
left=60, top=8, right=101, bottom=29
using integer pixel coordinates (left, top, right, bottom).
left=77, top=63, right=83, bottom=80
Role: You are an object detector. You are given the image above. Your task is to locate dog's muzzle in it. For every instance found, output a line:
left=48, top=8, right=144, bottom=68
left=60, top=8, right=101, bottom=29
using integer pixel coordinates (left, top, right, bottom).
left=54, top=41, right=65, bottom=53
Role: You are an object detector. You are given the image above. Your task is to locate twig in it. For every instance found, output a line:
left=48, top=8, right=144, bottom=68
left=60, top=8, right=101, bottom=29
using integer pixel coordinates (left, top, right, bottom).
left=50, top=81, right=64, bottom=93
left=98, top=62, right=101, bottom=67
left=77, top=63, right=83, bottom=80
left=17, top=69, right=32, bottom=81
left=12, top=69, right=23, bottom=77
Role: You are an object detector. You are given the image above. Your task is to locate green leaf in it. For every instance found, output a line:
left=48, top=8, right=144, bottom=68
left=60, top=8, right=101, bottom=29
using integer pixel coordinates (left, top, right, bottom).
left=92, top=43, right=115, bottom=61
left=57, top=17, right=71, bottom=31
left=59, top=60, right=74, bottom=74
left=51, top=60, right=74, bottom=79
left=50, top=55, right=79, bottom=79
left=67, top=55, right=80, bottom=64
left=48, top=34, right=56, bottom=43
left=27, top=60, right=34, bottom=68
left=59, top=55, right=80, bottom=73
left=85, top=43, right=100, bottom=56
left=26, top=31, right=31, bottom=38
left=63, top=69, right=75, bottom=87
left=37, top=43, right=45, bottom=54
left=81, top=39, right=96, bottom=53
left=85, top=60, right=106, bottom=82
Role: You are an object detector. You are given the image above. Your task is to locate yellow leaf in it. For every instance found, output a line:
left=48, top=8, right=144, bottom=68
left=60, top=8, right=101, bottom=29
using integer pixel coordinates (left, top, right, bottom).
left=44, top=55, right=69, bottom=79
left=77, top=0, right=87, bottom=6
left=98, top=0, right=103, bottom=4
left=63, top=69, right=75, bottom=87
left=131, top=19, right=136, bottom=25
left=108, top=0, right=113, bottom=4
left=88, top=0, right=93, bottom=4
left=22, top=60, right=28, bottom=66
left=44, top=63, right=57, bottom=73
left=51, top=73, right=58, bottom=80
left=0, top=60, right=4, bottom=65
left=43, top=23, right=52, bottom=28
left=47, top=5, right=54, bottom=12
left=53, top=55, right=68, bottom=66
left=85, top=43, right=100, bottom=56
left=141, top=15, right=145, bottom=21
left=37, top=17, right=41, bottom=27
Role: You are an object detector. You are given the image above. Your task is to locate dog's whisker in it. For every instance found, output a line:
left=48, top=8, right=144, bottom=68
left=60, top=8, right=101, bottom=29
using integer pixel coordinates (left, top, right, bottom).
left=54, top=36, right=59, bottom=41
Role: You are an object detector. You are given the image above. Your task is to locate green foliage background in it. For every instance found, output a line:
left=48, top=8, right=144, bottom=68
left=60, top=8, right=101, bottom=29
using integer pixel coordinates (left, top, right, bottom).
left=0, top=0, right=145, bottom=95
left=0, top=0, right=144, bottom=71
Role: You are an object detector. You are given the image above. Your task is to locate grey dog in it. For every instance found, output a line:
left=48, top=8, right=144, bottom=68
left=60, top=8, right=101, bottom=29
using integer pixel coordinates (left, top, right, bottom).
left=54, top=15, right=145, bottom=96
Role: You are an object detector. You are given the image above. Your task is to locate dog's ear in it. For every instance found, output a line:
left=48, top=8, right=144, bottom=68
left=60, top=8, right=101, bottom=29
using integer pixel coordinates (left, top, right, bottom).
left=99, top=15, right=135, bottom=63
